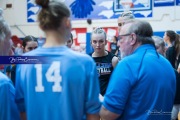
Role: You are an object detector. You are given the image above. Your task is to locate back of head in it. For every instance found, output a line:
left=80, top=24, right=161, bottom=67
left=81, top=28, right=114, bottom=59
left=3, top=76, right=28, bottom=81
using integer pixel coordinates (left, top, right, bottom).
left=113, top=36, right=118, bottom=43
left=152, top=36, right=165, bottom=47
left=0, top=10, right=12, bottom=56
left=127, top=20, right=154, bottom=45
left=166, top=30, right=176, bottom=42
left=152, top=36, right=165, bottom=55
left=35, top=0, right=70, bottom=31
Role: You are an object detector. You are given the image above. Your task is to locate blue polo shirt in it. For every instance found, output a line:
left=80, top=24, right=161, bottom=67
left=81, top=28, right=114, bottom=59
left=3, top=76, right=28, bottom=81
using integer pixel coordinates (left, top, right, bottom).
left=103, top=44, right=176, bottom=120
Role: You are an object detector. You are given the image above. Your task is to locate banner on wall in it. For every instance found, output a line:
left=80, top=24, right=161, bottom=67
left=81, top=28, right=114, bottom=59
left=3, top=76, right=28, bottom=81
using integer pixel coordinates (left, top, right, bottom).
left=27, top=0, right=40, bottom=22
left=66, top=0, right=153, bottom=19
left=113, top=0, right=152, bottom=12
left=71, top=28, right=87, bottom=53
left=27, top=0, right=153, bottom=22
left=154, top=0, right=175, bottom=7
left=71, top=28, right=87, bottom=46
left=176, top=0, right=180, bottom=5
left=106, top=28, right=117, bottom=42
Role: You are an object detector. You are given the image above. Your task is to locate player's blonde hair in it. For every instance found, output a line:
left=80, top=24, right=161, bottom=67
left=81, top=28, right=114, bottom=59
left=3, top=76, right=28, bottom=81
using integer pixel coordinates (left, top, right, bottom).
left=92, top=27, right=106, bottom=40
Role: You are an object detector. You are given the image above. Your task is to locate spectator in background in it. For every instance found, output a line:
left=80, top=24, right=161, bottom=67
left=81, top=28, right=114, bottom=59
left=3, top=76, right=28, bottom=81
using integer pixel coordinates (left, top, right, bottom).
left=14, top=43, right=23, bottom=55
left=11, top=35, right=38, bottom=85
left=153, top=36, right=180, bottom=120
left=90, top=27, right=119, bottom=96
left=175, top=34, right=180, bottom=73
left=22, top=35, right=38, bottom=52
left=163, top=30, right=179, bottom=69
left=66, top=33, right=73, bottom=48
left=0, top=8, right=20, bottom=120
left=100, top=20, right=176, bottom=120
left=152, top=36, right=166, bottom=56
left=37, top=36, right=45, bottom=47
left=5, top=65, right=12, bottom=78
left=110, top=36, right=120, bottom=57
left=15, top=0, right=101, bottom=120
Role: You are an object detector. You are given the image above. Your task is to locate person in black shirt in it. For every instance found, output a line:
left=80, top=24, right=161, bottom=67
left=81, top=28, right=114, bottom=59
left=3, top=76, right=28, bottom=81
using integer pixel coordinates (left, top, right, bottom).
left=90, top=27, right=119, bottom=96
left=110, top=36, right=120, bottom=57
left=153, top=36, right=180, bottom=120
left=163, top=30, right=178, bottom=69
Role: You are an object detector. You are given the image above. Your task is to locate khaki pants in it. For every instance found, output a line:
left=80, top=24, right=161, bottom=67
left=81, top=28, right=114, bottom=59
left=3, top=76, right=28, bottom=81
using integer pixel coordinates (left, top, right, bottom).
left=172, top=105, right=180, bottom=119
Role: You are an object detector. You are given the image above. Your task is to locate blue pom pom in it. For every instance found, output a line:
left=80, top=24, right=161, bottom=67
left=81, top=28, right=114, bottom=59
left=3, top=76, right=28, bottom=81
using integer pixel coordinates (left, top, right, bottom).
left=70, top=0, right=96, bottom=18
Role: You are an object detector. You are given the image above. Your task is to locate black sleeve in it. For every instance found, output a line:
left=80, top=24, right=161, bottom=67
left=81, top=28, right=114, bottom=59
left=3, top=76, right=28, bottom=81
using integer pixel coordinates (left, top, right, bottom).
left=11, top=65, right=16, bottom=85
left=166, top=47, right=176, bottom=68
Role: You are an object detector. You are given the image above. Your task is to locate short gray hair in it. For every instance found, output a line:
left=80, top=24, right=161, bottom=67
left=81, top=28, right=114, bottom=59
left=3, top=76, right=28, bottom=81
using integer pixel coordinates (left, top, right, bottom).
left=0, top=18, right=11, bottom=42
left=127, top=20, right=154, bottom=45
left=152, top=36, right=165, bottom=48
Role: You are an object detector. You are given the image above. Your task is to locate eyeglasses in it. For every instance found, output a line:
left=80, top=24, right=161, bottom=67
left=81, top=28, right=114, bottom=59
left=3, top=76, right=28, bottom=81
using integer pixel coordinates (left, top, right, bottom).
left=118, top=33, right=132, bottom=41
left=119, top=33, right=132, bottom=37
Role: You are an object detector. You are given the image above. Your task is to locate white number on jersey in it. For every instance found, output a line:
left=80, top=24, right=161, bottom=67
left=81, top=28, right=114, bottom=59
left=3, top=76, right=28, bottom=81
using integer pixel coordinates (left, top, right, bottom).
left=35, top=61, right=62, bottom=92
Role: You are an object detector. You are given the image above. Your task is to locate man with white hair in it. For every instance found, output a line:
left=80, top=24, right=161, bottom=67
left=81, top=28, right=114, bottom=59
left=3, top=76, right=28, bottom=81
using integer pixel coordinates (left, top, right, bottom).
left=0, top=9, right=20, bottom=120
left=100, top=20, right=176, bottom=120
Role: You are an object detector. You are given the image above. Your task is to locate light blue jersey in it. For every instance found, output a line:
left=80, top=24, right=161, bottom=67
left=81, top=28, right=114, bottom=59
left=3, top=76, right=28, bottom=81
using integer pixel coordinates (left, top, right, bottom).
left=15, top=46, right=101, bottom=120
left=0, top=72, right=20, bottom=120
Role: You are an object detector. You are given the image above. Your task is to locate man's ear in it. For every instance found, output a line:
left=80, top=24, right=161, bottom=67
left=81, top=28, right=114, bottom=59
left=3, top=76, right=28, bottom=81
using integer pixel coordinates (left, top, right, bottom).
left=65, top=17, right=71, bottom=29
left=130, top=33, right=137, bottom=45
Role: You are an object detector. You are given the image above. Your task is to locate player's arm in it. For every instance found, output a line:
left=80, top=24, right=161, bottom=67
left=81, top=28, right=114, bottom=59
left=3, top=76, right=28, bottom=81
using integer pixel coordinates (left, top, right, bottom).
left=100, top=106, right=120, bottom=120
left=86, top=114, right=100, bottom=120
left=20, top=112, right=26, bottom=120
left=0, top=81, right=21, bottom=120
left=85, top=58, right=101, bottom=119
left=15, top=65, right=26, bottom=120
left=100, top=61, right=131, bottom=120
left=112, top=56, right=119, bottom=68
left=177, top=63, right=180, bottom=73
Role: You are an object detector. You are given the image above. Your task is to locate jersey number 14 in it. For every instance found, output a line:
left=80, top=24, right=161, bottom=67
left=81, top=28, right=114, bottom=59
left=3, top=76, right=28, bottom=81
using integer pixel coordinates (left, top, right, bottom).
left=35, top=61, right=62, bottom=92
